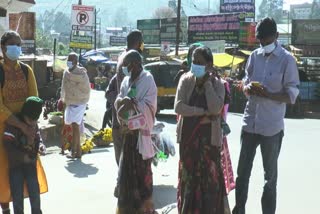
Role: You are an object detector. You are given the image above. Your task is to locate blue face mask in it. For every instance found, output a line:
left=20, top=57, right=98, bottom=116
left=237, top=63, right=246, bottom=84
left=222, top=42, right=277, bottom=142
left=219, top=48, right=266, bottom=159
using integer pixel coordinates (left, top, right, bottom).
left=191, top=63, right=206, bottom=78
left=67, top=61, right=74, bottom=69
left=122, top=66, right=131, bottom=77
left=6, top=45, right=21, bottom=61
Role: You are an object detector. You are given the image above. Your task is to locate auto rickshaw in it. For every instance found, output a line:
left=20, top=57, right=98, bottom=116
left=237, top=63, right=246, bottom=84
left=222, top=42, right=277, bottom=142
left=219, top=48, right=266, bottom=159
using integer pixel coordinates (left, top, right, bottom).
left=144, top=60, right=181, bottom=112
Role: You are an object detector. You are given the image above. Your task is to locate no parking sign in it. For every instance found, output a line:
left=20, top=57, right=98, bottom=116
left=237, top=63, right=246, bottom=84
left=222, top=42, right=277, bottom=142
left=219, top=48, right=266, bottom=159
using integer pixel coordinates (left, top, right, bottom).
left=71, top=5, right=95, bottom=31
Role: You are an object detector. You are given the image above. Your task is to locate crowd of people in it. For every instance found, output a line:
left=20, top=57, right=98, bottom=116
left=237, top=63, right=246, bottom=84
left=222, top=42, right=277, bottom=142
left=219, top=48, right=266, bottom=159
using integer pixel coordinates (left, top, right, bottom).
left=0, top=16, right=300, bottom=214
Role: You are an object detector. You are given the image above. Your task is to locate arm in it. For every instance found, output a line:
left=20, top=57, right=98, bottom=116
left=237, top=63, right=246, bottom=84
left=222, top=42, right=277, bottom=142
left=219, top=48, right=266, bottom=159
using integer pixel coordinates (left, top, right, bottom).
left=105, top=75, right=118, bottom=103
left=114, top=78, right=127, bottom=111
left=174, top=74, right=206, bottom=117
left=266, top=57, right=299, bottom=104
left=242, top=54, right=255, bottom=97
left=204, top=78, right=225, bottom=115
left=256, top=57, right=300, bottom=104
left=26, top=65, right=38, bottom=97
left=60, top=71, right=67, bottom=102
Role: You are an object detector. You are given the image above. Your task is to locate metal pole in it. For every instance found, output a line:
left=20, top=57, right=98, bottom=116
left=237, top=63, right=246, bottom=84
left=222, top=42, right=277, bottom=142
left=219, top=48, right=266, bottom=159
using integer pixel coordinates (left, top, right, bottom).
left=53, top=38, right=56, bottom=72
left=208, top=0, right=210, bottom=14
left=287, top=11, right=290, bottom=46
left=94, top=8, right=97, bottom=50
left=175, top=0, right=181, bottom=56
left=78, top=0, right=82, bottom=4
left=99, top=18, right=101, bottom=48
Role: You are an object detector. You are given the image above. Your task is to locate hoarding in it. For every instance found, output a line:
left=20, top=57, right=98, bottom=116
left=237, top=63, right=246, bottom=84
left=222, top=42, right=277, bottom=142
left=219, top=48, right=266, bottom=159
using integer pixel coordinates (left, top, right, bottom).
left=137, top=19, right=160, bottom=44
left=188, top=13, right=245, bottom=44
left=109, top=36, right=126, bottom=46
left=220, top=0, right=255, bottom=21
left=292, top=19, right=320, bottom=45
left=160, top=17, right=187, bottom=43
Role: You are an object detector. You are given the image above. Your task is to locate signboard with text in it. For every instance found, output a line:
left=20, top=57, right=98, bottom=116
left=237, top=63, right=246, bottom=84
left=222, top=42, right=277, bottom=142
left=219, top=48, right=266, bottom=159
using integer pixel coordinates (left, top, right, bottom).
left=71, top=4, right=95, bottom=31
left=220, top=0, right=255, bottom=22
left=292, top=19, right=320, bottom=45
left=110, top=36, right=126, bottom=46
left=137, top=19, right=160, bottom=44
left=160, top=17, right=187, bottom=43
left=70, top=4, right=94, bottom=49
left=200, top=40, right=226, bottom=53
left=70, top=32, right=93, bottom=49
left=188, top=13, right=245, bottom=44
left=9, top=12, right=35, bottom=54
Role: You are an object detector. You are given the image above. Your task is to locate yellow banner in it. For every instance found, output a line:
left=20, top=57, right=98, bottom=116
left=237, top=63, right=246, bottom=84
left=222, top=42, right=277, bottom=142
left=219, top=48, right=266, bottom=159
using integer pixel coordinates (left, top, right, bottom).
left=69, top=42, right=93, bottom=49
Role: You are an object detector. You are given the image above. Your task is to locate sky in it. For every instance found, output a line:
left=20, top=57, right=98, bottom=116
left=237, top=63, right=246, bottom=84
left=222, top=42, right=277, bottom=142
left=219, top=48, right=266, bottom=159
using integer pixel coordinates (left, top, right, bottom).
left=283, top=0, right=313, bottom=10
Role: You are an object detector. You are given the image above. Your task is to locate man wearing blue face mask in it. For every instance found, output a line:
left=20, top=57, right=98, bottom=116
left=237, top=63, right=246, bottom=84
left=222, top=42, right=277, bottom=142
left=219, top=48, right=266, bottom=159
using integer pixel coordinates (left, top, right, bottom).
left=232, top=17, right=300, bottom=214
left=60, top=52, right=90, bottom=159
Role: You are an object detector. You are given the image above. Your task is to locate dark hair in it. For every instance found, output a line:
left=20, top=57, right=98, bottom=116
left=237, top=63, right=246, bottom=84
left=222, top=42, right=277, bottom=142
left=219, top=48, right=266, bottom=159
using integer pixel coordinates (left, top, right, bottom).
left=127, top=30, right=142, bottom=48
left=187, top=43, right=203, bottom=66
left=123, top=49, right=142, bottom=65
left=256, top=17, right=277, bottom=40
left=1, top=31, right=20, bottom=46
left=193, top=46, right=213, bottom=66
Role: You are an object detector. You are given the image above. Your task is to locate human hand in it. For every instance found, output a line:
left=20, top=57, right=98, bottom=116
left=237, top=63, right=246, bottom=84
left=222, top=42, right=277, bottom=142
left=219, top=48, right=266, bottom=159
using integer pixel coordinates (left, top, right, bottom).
left=121, top=97, right=135, bottom=109
left=245, top=82, right=270, bottom=97
left=20, top=123, right=36, bottom=140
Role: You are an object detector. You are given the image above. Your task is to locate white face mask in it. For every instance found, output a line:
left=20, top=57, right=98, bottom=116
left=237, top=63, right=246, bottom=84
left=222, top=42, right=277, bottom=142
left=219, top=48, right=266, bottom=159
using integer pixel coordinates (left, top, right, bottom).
left=261, top=42, right=276, bottom=54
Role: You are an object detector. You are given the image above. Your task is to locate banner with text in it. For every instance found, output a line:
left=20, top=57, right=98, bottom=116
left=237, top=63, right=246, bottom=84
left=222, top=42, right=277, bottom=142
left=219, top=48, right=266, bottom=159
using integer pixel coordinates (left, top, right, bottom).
left=292, top=19, right=320, bottom=46
left=188, top=13, right=245, bottom=44
left=220, top=0, right=255, bottom=22
left=137, top=19, right=160, bottom=44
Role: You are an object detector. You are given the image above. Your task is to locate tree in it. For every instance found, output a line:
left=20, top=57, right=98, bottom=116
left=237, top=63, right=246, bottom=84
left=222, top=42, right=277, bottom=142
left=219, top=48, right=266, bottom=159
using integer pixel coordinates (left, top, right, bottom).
left=113, top=7, right=128, bottom=27
left=153, top=7, right=176, bottom=19
left=35, top=28, right=54, bottom=50
left=257, top=0, right=283, bottom=23
left=310, top=0, right=320, bottom=19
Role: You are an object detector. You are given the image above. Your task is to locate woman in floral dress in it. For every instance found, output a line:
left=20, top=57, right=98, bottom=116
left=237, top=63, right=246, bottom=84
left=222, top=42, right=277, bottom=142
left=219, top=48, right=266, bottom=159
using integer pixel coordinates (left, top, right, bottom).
left=175, top=46, right=226, bottom=214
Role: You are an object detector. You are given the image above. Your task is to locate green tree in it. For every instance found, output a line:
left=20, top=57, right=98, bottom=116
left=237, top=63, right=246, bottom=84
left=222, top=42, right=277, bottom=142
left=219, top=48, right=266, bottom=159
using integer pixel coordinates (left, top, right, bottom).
left=258, top=0, right=283, bottom=23
left=153, top=7, right=176, bottom=19
left=310, top=0, right=320, bottom=19
left=35, top=28, right=54, bottom=50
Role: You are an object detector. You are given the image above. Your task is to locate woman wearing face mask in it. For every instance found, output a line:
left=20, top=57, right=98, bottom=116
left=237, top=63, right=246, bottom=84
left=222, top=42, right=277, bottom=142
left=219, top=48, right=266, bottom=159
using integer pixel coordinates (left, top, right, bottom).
left=0, top=31, right=48, bottom=214
left=115, top=50, right=157, bottom=214
left=175, top=46, right=227, bottom=214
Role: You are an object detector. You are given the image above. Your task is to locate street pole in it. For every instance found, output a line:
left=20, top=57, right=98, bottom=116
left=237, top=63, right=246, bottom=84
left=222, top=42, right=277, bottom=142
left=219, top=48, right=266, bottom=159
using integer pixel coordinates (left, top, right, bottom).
left=94, top=8, right=97, bottom=50
left=175, top=0, right=181, bottom=57
left=78, top=0, right=82, bottom=65
left=208, top=0, right=210, bottom=14
left=287, top=11, right=290, bottom=46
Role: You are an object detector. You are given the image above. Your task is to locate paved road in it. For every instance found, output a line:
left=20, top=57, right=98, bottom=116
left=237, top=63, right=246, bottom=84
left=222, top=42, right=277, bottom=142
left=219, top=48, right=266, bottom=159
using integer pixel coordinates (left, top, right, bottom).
left=20, top=90, right=320, bottom=213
